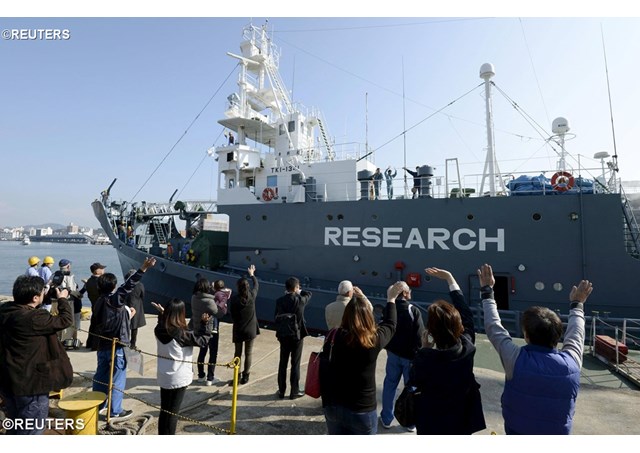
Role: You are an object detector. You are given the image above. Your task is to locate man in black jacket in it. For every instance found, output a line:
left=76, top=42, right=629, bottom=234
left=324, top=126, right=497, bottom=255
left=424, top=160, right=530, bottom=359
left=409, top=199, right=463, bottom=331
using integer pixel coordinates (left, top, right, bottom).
left=0, top=276, right=73, bottom=434
left=274, top=277, right=311, bottom=399
left=90, top=257, right=155, bottom=420
left=380, top=281, right=424, bottom=430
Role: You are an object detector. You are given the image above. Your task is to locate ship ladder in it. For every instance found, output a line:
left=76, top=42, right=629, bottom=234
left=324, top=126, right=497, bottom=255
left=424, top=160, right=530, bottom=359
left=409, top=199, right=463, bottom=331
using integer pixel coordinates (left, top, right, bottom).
left=621, top=192, right=640, bottom=258
left=317, top=115, right=335, bottom=161
left=264, top=60, right=293, bottom=113
left=151, top=218, right=167, bottom=245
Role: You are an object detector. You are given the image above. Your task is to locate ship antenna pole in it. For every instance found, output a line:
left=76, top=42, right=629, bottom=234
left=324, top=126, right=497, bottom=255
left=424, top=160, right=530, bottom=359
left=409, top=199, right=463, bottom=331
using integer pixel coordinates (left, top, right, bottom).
left=365, top=92, right=369, bottom=158
left=402, top=56, right=408, bottom=198
left=601, top=24, right=619, bottom=187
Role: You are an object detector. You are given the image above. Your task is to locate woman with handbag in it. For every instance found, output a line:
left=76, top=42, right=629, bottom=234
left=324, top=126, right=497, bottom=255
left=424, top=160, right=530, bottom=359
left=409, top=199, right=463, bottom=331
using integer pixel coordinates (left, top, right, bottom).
left=320, top=284, right=401, bottom=435
left=408, top=267, right=486, bottom=435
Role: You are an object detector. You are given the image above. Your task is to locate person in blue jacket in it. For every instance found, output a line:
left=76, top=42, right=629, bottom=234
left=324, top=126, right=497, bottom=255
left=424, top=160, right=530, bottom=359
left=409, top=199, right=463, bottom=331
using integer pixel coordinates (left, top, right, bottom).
left=478, top=263, right=593, bottom=435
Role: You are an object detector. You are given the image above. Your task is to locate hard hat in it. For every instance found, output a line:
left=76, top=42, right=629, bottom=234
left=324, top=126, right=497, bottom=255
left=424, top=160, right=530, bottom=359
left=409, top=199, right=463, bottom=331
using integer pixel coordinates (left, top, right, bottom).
left=43, top=256, right=55, bottom=265
left=28, top=256, right=41, bottom=266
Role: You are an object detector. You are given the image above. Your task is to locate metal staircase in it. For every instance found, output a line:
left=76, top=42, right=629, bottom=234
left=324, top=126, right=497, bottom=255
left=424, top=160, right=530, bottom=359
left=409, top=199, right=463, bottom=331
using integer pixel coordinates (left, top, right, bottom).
left=151, top=218, right=167, bottom=245
left=621, top=188, right=640, bottom=258
left=317, top=115, right=335, bottom=160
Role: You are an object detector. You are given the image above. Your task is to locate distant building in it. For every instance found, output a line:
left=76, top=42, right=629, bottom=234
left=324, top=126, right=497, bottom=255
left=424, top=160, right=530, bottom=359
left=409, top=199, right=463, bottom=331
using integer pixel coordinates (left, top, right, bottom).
left=67, top=223, right=79, bottom=234
left=35, top=227, right=52, bottom=237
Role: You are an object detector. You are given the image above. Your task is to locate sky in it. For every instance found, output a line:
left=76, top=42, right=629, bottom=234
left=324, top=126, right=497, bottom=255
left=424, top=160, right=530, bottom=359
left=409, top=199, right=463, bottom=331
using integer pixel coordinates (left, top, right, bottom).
left=2, top=4, right=640, bottom=232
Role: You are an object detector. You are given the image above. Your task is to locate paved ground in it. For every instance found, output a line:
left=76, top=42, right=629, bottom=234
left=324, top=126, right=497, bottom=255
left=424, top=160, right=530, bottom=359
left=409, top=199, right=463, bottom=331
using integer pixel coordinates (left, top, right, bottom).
left=49, top=318, right=640, bottom=436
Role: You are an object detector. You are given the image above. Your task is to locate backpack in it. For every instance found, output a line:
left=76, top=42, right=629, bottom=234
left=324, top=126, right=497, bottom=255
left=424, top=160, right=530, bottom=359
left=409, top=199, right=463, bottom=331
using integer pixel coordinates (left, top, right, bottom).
left=275, top=313, right=300, bottom=340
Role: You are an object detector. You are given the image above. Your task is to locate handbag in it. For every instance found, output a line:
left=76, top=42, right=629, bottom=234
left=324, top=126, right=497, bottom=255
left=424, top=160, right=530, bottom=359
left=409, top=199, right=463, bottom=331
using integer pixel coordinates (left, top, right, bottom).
left=304, top=329, right=337, bottom=398
left=394, top=384, right=420, bottom=428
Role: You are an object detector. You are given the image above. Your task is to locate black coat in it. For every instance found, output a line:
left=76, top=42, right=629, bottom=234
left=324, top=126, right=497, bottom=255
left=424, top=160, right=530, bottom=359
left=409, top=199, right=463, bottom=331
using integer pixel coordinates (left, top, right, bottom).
left=0, top=298, right=74, bottom=396
left=125, top=282, right=146, bottom=330
left=229, top=276, right=260, bottom=343
left=274, top=290, right=312, bottom=340
left=409, top=290, right=486, bottom=435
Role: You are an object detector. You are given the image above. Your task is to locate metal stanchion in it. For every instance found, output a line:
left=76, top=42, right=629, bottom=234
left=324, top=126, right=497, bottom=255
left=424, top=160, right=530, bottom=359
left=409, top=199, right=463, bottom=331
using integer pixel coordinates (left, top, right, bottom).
left=229, top=356, right=241, bottom=435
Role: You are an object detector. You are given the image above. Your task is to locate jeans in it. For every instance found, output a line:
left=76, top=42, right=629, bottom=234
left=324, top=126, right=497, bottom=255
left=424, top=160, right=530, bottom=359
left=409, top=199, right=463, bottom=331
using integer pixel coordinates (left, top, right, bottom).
left=159, top=386, right=187, bottom=435
left=386, top=183, right=393, bottom=200
left=277, top=337, right=304, bottom=395
left=324, top=404, right=378, bottom=435
left=0, top=391, right=49, bottom=435
left=380, top=351, right=412, bottom=426
left=93, top=347, right=127, bottom=416
left=197, top=333, right=219, bottom=380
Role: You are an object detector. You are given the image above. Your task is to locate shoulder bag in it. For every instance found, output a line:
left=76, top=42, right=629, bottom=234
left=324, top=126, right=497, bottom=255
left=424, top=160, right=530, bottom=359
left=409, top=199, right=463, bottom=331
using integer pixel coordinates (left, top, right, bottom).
left=304, top=328, right=337, bottom=398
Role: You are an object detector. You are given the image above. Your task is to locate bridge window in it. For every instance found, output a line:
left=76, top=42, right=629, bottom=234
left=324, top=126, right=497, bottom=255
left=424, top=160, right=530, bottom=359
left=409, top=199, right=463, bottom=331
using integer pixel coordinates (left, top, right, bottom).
left=267, top=175, right=277, bottom=187
left=279, top=124, right=285, bottom=135
left=288, top=121, right=295, bottom=132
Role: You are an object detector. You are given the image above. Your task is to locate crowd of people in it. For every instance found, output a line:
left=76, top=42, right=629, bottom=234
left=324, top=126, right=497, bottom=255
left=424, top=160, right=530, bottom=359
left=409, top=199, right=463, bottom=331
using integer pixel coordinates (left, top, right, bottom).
left=0, top=254, right=594, bottom=436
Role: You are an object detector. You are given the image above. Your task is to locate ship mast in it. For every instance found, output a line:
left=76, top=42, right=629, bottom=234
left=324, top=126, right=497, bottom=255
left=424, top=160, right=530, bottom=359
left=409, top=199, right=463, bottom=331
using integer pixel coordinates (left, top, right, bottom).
left=479, top=63, right=506, bottom=196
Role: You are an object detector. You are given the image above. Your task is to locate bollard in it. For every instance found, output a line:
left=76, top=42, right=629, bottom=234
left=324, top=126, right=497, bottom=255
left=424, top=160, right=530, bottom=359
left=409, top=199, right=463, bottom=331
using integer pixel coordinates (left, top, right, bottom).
left=229, top=356, right=241, bottom=435
left=58, top=391, right=107, bottom=435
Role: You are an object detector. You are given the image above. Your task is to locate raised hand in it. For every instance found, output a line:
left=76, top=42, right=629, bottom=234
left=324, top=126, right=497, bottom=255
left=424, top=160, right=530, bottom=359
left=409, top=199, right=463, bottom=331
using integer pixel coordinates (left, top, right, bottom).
left=151, top=301, right=164, bottom=313
left=425, top=267, right=453, bottom=282
left=477, top=264, right=495, bottom=288
left=247, top=264, right=255, bottom=277
left=569, top=280, right=593, bottom=303
left=141, top=257, right=157, bottom=272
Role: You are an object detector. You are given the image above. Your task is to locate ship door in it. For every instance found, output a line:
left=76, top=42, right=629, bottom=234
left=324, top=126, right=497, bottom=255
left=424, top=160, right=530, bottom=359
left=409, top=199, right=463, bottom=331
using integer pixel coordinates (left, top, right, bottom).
left=494, top=275, right=510, bottom=310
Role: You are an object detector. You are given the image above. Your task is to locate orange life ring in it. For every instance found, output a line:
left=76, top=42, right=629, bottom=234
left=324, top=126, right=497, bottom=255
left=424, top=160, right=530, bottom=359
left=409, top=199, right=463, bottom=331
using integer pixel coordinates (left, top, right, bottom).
left=262, top=187, right=275, bottom=201
left=551, top=171, right=575, bottom=192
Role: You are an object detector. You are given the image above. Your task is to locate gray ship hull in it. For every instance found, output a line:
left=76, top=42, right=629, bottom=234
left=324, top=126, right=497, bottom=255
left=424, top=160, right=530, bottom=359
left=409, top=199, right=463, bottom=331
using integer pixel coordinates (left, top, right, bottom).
left=94, top=191, right=640, bottom=332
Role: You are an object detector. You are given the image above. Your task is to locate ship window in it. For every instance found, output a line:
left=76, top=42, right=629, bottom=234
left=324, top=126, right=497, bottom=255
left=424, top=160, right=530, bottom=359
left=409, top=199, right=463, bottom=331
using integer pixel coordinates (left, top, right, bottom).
left=372, top=271, right=378, bottom=276
left=291, top=173, right=302, bottom=185
left=337, top=214, right=344, bottom=220
left=288, top=120, right=295, bottom=132
left=267, top=175, right=277, bottom=187
left=279, top=124, right=285, bottom=135
left=467, top=214, right=474, bottom=220
left=532, top=213, right=542, bottom=221
left=262, top=215, right=267, bottom=221
left=245, top=215, right=251, bottom=221
left=226, top=152, right=236, bottom=162
left=327, top=215, right=333, bottom=221
left=300, top=122, right=305, bottom=134
left=553, top=283, right=563, bottom=291
left=535, top=281, right=545, bottom=291
left=371, top=214, right=378, bottom=220
left=261, top=258, right=267, bottom=264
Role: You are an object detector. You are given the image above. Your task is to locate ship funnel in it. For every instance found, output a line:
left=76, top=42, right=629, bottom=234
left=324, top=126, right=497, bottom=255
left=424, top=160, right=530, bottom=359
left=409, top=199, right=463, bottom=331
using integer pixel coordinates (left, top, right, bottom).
left=479, top=63, right=495, bottom=80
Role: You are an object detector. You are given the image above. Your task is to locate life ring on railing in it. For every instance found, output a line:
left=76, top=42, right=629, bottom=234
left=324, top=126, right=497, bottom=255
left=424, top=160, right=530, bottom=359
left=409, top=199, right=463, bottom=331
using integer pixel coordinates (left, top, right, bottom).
left=262, top=187, right=275, bottom=202
left=551, top=171, right=575, bottom=192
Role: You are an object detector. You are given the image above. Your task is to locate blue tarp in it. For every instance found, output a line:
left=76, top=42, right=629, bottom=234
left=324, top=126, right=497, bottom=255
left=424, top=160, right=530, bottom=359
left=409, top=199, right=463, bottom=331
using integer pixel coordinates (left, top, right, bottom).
left=508, top=174, right=594, bottom=196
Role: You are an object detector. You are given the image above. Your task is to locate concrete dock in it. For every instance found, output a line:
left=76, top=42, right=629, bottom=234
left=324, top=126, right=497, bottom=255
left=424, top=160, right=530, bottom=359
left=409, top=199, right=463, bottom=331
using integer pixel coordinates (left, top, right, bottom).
left=46, top=317, right=640, bottom=437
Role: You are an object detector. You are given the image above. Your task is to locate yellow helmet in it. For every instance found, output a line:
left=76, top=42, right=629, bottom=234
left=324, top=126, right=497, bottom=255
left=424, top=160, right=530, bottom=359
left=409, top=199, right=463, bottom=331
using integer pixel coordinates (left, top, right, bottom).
left=43, top=256, right=55, bottom=265
left=28, top=256, right=41, bottom=266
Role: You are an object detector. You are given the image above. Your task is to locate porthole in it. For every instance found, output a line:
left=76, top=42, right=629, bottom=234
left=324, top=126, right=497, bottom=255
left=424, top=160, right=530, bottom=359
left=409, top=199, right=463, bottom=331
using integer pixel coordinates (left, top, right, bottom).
left=262, top=215, right=267, bottom=221
left=372, top=214, right=378, bottom=220
left=261, top=258, right=267, bottom=265
left=532, top=213, right=542, bottom=221
left=467, top=214, right=474, bottom=221
left=372, top=271, right=378, bottom=276
left=245, top=215, right=251, bottom=221
left=534, top=281, right=545, bottom=291
left=553, top=283, right=563, bottom=292
left=337, top=214, right=344, bottom=220
left=327, top=214, right=333, bottom=221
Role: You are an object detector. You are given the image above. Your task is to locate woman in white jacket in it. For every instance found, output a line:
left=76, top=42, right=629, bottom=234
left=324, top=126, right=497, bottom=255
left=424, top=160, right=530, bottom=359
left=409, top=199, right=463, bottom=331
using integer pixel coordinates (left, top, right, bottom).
left=153, top=298, right=211, bottom=435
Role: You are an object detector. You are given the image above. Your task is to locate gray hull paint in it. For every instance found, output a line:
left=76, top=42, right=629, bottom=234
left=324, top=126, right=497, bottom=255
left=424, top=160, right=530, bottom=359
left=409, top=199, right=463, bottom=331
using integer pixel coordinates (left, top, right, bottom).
left=93, top=191, right=640, bottom=332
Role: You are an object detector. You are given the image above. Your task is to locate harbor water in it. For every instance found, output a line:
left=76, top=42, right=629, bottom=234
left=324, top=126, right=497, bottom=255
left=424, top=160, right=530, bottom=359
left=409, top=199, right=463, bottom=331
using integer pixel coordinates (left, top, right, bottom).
left=0, top=241, right=122, bottom=301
